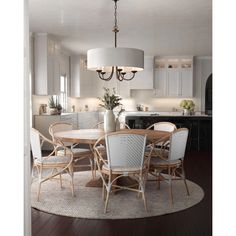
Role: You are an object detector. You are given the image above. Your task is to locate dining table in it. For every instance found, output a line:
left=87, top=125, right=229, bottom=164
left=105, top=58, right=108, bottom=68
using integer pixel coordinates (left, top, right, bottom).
left=54, top=128, right=171, bottom=187
left=54, top=128, right=171, bottom=146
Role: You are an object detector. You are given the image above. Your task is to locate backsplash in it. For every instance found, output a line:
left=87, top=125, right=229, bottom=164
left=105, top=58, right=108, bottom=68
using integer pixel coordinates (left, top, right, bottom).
left=32, top=93, right=200, bottom=115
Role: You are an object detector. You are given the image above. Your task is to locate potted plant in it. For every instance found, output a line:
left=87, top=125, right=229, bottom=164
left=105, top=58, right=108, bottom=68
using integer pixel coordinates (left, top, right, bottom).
left=98, top=87, right=122, bottom=132
left=48, top=96, right=62, bottom=115
left=180, top=99, right=195, bottom=115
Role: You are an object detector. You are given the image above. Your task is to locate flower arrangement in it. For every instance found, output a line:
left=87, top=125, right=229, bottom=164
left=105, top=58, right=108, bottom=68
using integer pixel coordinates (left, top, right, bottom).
left=98, top=87, right=122, bottom=110
left=180, top=99, right=195, bottom=110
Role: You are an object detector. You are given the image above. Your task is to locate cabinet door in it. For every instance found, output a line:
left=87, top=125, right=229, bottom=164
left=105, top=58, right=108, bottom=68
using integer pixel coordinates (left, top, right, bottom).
left=129, top=56, right=154, bottom=89
left=53, top=57, right=60, bottom=95
left=154, top=68, right=166, bottom=97
left=167, top=68, right=180, bottom=96
left=60, top=114, right=78, bottom=129
left=78, top=112, right=99, bottom=129
left=180, top=68, right=193, bottom=97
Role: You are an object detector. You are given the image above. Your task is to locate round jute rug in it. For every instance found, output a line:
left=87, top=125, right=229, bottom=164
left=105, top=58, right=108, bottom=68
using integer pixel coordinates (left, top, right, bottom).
left=31, top=171, right=204, bottom=219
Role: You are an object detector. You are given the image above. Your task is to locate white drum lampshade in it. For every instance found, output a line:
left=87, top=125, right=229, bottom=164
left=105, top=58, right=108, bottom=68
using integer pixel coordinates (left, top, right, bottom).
left=87, top=47, right=144, bottom=72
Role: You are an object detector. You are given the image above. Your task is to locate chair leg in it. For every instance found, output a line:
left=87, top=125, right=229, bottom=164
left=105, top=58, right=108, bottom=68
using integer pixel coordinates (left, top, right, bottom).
left=89, top=157, right=95, bottom=179
left=102, top=183, right=106, bottom=201
left=37, top=182, right=42, bottom=202
left=56, top=168, right=63, bottom=188
left=68, top=164, right=75, bottom=197
left=142, top=191, right=148, bottom=212
left=104, top=188, right=110, bottom=213
left=37, top=166, right=43, bottom=201
left=93, top=158, right=97, bottom=178
left=168, top=167, right=173, bottom=205
left=182, top=165, right=190, bottom=196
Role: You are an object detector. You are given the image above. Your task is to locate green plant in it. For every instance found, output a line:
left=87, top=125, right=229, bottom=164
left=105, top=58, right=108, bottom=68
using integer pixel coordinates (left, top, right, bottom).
left=180, top=99, right=195, bottom=110
left=98, top=87, right=122, bottom=110
left=48, top=96, right=62, bottom=110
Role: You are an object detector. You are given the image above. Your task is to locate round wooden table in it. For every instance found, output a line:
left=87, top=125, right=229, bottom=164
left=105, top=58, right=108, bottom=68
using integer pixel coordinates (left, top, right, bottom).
left=54, top=128, right=171, bottom=146
left=54, top=128, right=171, bottom=188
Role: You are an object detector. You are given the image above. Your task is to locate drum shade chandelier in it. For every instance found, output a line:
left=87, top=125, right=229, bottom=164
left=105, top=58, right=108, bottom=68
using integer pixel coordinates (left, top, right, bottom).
left=87, top=0, right=144, bottom=81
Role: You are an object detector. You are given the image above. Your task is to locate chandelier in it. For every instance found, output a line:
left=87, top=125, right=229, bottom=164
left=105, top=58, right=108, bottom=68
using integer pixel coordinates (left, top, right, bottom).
left=87, top=0, right=144, bottom=81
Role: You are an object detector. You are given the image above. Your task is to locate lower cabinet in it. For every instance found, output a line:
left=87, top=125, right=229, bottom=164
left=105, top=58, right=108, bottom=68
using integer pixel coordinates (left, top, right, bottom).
left=34, top=112, right=100, bottom=150
left=77, top=112, right=99, bottom=129
left=125, top=116, right=212, bottom=151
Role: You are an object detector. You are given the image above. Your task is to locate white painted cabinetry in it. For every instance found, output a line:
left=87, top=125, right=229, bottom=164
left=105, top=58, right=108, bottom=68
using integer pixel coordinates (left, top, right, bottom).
left=34, top=112, right=100, bottom=150
left=34, top=33, right=61, bottom=95
left=129, top=56, right=154, bottom=89
left=154, top=56, right=193, bottom=98
left=70, top=55, right=98, bottom=97
left=77, top=112, right=99, bottom=129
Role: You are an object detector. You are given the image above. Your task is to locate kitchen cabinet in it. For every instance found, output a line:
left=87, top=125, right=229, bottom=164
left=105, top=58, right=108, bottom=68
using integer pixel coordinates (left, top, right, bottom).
left=154, top=56, right=193, bottom=98
left=34, top=33, right=61, bottom=95
left=69, top=54, right=96, bottom=97
left=70, top=55, right=98, bottom=97
left=77, top=112, right=99, bottom=129
left=34, top=112, right=100, bottom=150
left=125, top=115, right=212, bottom=151
left=34, top=113, right=78, bottom=150
left=129, top=56, right=154, bottom=90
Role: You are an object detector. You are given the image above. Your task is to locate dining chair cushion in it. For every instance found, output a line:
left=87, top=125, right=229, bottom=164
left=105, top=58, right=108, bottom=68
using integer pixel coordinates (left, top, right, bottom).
left=41, top=155, right=72, bottom=164
left=150, top=157, right=181, bottom=167
left=57, top=148, right=91, bottom=156
left=102, top=164, right=141, bottom=173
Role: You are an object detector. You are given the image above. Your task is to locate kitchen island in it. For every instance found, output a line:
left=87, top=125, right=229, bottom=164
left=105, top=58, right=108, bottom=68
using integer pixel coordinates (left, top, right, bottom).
left=124, top=112, right=212, bottom=151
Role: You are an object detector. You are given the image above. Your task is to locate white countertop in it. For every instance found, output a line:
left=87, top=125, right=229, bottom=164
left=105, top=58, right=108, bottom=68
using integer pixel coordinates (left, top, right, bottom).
left=121, top=111, right=210, bottom=117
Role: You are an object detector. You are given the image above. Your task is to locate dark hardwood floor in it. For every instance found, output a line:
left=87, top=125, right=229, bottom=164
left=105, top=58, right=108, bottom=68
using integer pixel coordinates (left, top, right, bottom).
left=32, top=150, right=212, bottom=236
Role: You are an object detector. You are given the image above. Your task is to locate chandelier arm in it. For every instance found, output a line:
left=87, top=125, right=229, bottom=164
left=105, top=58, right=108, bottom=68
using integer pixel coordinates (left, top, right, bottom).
left=115, top=67, right=123, bottom=81
left=97, top=67, right=114, bottom=81
left=120, top=71, right=137, bottom=81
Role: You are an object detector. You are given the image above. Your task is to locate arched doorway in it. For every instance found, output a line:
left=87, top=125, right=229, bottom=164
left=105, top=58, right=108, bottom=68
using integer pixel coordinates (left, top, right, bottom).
left=205, top=74, right=212, bottom=115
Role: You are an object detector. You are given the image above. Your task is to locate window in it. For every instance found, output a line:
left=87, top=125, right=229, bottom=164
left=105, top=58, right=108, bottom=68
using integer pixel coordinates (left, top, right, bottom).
left=59, top=75, right=67, bottom=111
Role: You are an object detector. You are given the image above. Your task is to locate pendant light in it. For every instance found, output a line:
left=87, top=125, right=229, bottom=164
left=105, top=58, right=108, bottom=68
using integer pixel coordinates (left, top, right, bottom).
left=87, top=0, right=144, bottom=81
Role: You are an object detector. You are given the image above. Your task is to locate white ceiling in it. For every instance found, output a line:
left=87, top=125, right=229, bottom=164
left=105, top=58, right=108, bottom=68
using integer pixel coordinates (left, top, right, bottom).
left=29, top=0, right=212, bottom=56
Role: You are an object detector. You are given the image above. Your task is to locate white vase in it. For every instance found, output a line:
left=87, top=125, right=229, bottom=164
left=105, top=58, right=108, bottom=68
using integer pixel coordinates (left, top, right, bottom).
left=104, top=110, right=116, bottom=133
left=183, top=109, right=190, bottom=116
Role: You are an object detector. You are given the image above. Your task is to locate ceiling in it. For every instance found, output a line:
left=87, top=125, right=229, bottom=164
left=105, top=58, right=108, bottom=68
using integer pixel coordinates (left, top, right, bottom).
left=29, top=0, right=212, bottom=57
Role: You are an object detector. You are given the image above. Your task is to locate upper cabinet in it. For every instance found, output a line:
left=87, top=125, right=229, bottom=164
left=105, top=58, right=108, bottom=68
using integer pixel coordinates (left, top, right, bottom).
left=33, top=33, right=61, bottom=95
left=154, top=56, right=193, bottom=98
left=129, top=56, right=154, bottom=90
left=70, top=55, right=98, bottom=97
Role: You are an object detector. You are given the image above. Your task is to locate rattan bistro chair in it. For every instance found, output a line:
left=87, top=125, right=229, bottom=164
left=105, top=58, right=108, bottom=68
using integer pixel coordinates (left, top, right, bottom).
left=149, top=128, right=190, bottom=204
left=146, top=122, right=177, bottom=132
left=146, top=122, right=177, bottom=157
left=93, top=132, right=153, bottom=213
left=49, top=122, right=95, bottom=178
left=30, top=128, right=74, bottom=201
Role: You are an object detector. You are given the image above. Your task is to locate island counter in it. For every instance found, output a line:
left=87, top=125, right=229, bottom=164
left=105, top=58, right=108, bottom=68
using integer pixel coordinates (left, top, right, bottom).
left=124, top=114, right=212, bottom=151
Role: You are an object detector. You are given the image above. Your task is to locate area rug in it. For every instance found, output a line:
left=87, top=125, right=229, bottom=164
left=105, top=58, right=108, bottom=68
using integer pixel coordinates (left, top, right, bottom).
left=31, top=171, right=204, bottom=219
